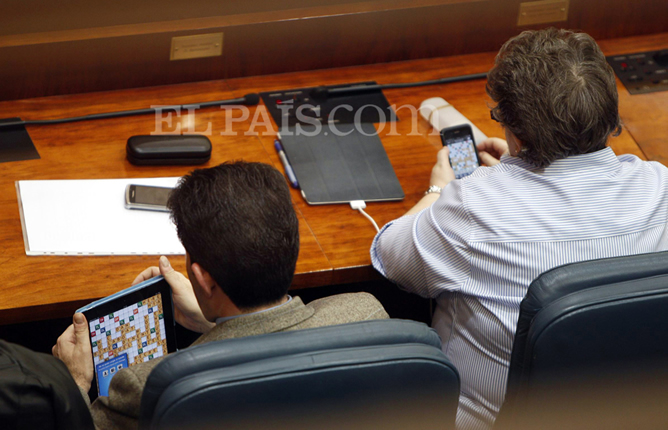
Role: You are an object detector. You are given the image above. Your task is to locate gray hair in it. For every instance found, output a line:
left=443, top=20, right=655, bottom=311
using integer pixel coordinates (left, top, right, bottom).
left=487, top=28, right=621, bottom=167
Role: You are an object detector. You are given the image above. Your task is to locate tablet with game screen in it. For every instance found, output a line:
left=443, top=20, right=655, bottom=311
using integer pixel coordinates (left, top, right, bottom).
left=76, top=276, right=177, bottom=397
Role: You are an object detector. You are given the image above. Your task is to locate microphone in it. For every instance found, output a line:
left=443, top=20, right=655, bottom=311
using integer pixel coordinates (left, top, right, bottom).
left=241, top=92, right=261, bottom=106
left=0, top=93, right=261, bottom=129
left=310, top=73, right=488, bottom=100
left=196, top=93, right=260, bottom=109
left=311, top=84, right=381, bottom=100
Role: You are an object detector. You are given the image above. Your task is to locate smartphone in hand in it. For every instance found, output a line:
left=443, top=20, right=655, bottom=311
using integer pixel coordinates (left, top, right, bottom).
left=440, top=124, right=481, bottom=179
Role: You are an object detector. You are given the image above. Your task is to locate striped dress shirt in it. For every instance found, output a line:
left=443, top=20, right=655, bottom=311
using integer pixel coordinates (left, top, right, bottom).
left=371, top=147, right=668, bottom=430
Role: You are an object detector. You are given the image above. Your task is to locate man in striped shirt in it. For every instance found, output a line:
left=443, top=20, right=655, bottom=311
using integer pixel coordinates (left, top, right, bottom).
left=371, top=28, right=668, bottom=430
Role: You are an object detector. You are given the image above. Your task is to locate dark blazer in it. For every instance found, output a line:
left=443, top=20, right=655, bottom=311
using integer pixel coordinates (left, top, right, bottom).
left=81, top=293, right=389, bottom=429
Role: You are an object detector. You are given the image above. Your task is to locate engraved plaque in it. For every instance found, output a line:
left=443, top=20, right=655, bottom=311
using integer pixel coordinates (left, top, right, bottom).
left=518, top=0, right=569, bottom=26
left=170, top=33, right=223, bottom=61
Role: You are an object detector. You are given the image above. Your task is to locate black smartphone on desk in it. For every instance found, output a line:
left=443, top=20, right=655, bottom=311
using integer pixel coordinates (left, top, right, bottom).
left=440, top=124, right=481, bottom=179
left=125, top=184, right=172, bottom=212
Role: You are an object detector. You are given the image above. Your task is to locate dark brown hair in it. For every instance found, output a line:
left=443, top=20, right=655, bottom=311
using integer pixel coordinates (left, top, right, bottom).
left=487, top=28, right=621, bottom=167
left=168, top=161, right=299, bottom=310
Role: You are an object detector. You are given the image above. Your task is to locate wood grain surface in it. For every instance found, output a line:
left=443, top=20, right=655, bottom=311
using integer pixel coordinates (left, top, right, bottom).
left=0, top=82, right=332, bottom=324
left=598, top=32, right=668, bottom=165
left=2, top=0, right=667, bottom=101
left=0, top=33, right=660, bottom=324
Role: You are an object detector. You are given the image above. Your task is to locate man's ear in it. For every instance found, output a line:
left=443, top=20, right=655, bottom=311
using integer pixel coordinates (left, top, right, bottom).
left=505, top=130, right=523, bottom=156
left=190, top=263, right=217, bottom=298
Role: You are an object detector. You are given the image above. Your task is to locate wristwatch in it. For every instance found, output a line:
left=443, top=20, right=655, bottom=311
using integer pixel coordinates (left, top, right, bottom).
left=424, top=185, right=443, bottom=196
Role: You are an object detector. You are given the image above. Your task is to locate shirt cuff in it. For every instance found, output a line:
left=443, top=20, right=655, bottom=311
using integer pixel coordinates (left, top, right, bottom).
left=370, top=212, right=420, bottom=277
left=370, top=220, right=395, bottom=276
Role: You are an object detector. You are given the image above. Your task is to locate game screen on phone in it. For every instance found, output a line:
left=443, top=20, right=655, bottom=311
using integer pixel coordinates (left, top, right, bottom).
left=88, top=293, right=168, bottom=397
left=446, top=134, right=479, bottom=179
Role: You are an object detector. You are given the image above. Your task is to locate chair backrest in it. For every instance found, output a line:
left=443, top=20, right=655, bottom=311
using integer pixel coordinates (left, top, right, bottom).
left=496, top=251, right=668, bottom=429
left=0, top=340, right=94, bottom=430
left=140, top=319, right=460, bottom=430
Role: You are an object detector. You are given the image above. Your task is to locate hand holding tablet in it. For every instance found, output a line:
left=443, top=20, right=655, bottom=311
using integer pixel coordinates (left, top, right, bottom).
left=132, top=256, right=215, bottom=334
left=75, top=276, right=177, bottom=397
left=54, top=257, right=213, bottom=397
left=52, top=312, right=95, bottom=393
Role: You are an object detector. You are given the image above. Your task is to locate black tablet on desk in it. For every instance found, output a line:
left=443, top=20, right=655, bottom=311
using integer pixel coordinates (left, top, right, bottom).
left=279, top=123, right=404, bottom=205
left=76, top=276, right=177, bottom=397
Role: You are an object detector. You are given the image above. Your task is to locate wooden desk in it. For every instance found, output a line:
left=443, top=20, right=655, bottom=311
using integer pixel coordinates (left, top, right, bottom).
left=0, top=33, right=662, bottom=325
left=598, top=33, right=668, bottom=166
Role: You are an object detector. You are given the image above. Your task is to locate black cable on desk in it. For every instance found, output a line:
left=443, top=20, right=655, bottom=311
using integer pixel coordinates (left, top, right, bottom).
left=0, top=93, right=261, bottom=129
left=1, top=71, right=488, bottom=129
left=310, top=72, right=488, bottom=100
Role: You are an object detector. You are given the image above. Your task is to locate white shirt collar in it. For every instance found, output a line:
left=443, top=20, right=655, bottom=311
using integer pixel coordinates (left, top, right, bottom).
left=500, top=147, right=619, bottom=177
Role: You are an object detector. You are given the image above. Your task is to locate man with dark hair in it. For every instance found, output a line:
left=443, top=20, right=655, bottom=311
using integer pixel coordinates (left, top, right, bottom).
left=371, top=28, right=668, bottom=430
left=54, top=161, right=388, bottom=429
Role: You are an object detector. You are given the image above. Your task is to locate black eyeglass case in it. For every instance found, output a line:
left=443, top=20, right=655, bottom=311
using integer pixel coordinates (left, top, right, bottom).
left=127, top=135, right=212, bottom=165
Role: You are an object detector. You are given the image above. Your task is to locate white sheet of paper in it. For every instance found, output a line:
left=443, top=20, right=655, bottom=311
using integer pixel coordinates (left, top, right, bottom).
left=16, top=177, right=185, bottom=256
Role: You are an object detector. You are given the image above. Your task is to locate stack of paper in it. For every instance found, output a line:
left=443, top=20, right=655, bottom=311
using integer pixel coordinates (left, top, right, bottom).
left=16, top=177, right=185, bottom=256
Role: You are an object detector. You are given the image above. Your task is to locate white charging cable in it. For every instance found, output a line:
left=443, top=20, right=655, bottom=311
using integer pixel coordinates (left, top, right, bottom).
left=350, top=200, right=380, bottom=232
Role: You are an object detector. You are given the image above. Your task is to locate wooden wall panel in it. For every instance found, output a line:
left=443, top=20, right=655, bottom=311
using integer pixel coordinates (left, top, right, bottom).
left=1, top=0, right=482, bottom=37
left=569, top=0, right=668, bottom=40
left=0, top=0, right=666, bottom=101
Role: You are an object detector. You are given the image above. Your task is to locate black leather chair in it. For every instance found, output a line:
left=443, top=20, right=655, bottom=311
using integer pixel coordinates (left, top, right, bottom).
left=0, top=340, right=94, bottom=430
left=139, top=319, right=460, bottom=430
left=496, top=251, right=668, bottom=430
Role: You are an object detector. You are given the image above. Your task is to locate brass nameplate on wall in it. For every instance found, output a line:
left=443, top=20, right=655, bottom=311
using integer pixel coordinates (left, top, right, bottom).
left=170, top=33, right=223, bottom=61
left=518, top=0, right=569, bottom=26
